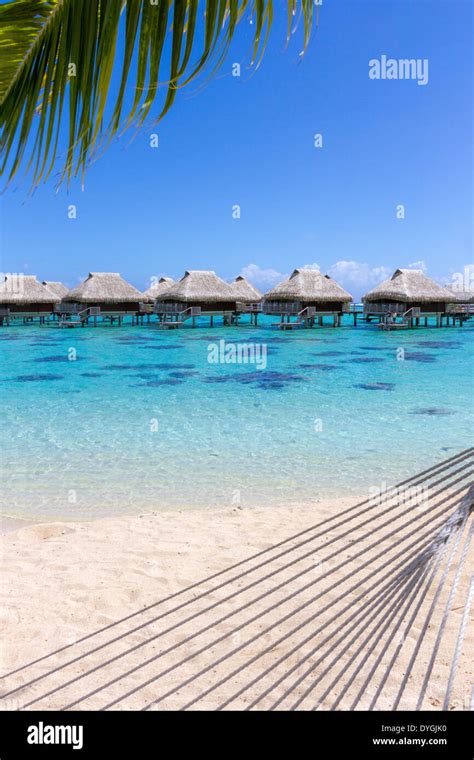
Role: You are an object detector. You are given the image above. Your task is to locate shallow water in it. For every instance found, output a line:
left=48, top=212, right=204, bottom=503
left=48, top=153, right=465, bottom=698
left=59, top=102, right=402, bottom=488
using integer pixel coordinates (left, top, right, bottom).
left=1, top=316, right=472, bottom=519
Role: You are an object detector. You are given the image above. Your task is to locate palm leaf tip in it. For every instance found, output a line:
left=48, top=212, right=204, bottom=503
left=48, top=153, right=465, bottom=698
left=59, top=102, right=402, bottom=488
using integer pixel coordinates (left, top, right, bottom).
left=0, top=0, right=58, bottom=101
left=0, top=0, right=316, bottom=189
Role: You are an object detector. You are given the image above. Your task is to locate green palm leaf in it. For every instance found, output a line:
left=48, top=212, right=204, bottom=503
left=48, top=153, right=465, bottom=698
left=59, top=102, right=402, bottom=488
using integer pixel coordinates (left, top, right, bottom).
left=0, top=0, right=317, bottom=188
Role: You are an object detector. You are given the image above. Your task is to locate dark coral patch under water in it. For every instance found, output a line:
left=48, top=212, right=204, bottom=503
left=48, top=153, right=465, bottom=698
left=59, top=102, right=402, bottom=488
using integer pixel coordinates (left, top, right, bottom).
left=113, top=340, right=152, bottom=346
left=415, top=341, right=461, bottom=349
left=34, top=355, right=85, bottom=362
left=102, top=362, right=195, bottom=371
left=187, top=335, right=222, bottom=341
left=204, top=370, right=304, bottom=387
left=168, top=371, right=199, bottom=378
left=114, top=335, right=152, bottom=342
left=410, top=407, right=456, bottom=416
left=345, top=357, right=386, bottom=363
left=353, top=382, right=395, bottom=391
left=30, top=340, right=62, bottom=346
left=403, top=352, right=437, bottom=363
left=263, top=336, right=295, bottom=343
left=233, top=370, right=304, bottom=385
left=135, top=378, right=184, bottom=387
left=14, top=373, right=64, bottom=382
left=298, top=363, right=340, bottom=371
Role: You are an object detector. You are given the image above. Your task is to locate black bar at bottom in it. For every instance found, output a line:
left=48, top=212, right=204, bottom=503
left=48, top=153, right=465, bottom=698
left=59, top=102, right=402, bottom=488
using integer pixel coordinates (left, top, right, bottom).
left=0, top=710, right=471, bottom=758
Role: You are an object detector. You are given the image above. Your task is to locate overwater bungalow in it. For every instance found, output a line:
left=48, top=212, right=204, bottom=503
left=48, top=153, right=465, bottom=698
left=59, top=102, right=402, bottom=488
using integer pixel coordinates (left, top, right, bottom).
left=263, top=268, right=352, bottom=328
left=229, top=276, right=262, bottom=324
left=143, top=276, right=175, bottom=302
left=155, top=270, right=235, bottom=326
left=63, top=272, right=146, bottom=325
left=0, top=275, right=60, bottom=324
left=447, top=289, right=474, bottom=302
left=445, top=288, right=474, bottom=318
left=229, top=275, right=262, bottom=304
left=362, top=269, right=459, bottom=327
left=42, top=281, right=69, bottom=299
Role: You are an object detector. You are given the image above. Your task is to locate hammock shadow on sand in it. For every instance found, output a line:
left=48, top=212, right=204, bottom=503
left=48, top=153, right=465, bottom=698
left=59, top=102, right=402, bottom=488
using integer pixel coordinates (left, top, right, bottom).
left=1, top=449, right=472, bottom=711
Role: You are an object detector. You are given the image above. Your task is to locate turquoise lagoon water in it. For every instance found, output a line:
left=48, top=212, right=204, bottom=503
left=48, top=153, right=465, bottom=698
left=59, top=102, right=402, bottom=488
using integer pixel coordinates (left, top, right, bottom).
left=0, top=316, right=472, bottom=520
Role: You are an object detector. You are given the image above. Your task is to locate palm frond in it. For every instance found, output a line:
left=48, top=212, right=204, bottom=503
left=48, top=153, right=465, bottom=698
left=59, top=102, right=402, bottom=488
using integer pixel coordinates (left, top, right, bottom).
left=0, top=0, right=316, bottom=188
left=0, top=0, right=57, bottom=100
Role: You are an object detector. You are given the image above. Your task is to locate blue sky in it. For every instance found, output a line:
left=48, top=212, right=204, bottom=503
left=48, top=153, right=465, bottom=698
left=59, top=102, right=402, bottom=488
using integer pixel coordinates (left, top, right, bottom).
left=0, top=0, right=472, bottom=298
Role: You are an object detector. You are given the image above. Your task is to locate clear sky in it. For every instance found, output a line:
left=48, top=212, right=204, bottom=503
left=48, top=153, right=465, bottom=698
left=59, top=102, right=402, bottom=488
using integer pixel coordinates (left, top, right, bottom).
left=0, top=0, right=472, bottom=299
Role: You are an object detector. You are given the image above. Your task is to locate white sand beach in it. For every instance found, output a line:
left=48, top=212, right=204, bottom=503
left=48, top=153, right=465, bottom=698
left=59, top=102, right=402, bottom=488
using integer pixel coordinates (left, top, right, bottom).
left=0, top=492, right=472, bottom=712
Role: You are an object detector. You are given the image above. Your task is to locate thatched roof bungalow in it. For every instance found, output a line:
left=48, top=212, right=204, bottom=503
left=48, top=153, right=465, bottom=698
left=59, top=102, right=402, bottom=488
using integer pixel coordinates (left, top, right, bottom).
left=66, top=272, right=145, bottom=311
left=228, top=275, right=262, bottom=305
left=0, top=275, right=60, bottom=312
left=362, top=269, right=455, bottom=314
left=143, top=276, right=175, bottom=302
left=43, top=281, right=69, bottom=299
left=446, top=288, right=474, bottom=304
left=157, top=270, right=235, bottom=312
left=263, top=268, right=352, bottom=314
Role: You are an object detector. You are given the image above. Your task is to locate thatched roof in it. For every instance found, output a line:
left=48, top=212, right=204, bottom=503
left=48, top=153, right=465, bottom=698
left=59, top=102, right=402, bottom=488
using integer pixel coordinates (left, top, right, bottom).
left=446, top=288, right=474, bottom=304
left=161, top=270, right=234, bottom=303
left=264, top=268, right=352, bottom=303
left=143, top=276, right=175, bottom=300
left=362, top=269, right=454, bottom=304
left=229, top=275, right=262, bottom=302
left=42, top=281, right=69, bottom=299
left=0, top=275, right=60, bottom=303
left=66, top=272, right=145, bottom=303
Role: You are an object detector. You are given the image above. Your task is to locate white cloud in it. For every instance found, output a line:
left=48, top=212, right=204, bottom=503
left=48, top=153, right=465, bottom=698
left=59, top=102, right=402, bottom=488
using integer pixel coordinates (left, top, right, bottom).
left=241, top=260, right=395, bottom=296
left=327, top=260, right=390, bottom=292
left=239, top=263, right=287, bottom=289
left=406, top=260, right=427, bottom=273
